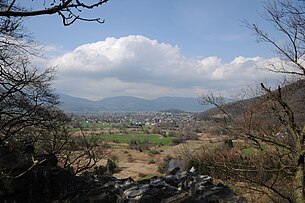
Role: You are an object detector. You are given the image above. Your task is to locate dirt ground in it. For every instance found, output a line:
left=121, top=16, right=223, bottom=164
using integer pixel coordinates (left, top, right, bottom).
left=104, top=133, right=223, bottom=180
left=111, top=146, right=162, bottom=179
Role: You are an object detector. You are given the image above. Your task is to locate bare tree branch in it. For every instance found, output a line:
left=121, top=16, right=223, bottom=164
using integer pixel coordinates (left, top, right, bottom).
left=0, top=0, right=109, bottom=26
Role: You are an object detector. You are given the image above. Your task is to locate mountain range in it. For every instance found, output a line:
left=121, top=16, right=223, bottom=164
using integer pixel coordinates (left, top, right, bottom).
left=58, top=94, right=211, bottom=113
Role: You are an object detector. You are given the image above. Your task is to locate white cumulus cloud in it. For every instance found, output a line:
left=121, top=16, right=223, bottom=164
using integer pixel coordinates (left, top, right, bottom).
left=49, top=35, right=283, bottom=100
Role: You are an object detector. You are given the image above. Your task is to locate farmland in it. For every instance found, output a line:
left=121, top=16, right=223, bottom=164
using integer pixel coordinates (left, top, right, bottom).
left=67, top=112, right=227, bottom=181
left=97, top=133, right=175, bottom=145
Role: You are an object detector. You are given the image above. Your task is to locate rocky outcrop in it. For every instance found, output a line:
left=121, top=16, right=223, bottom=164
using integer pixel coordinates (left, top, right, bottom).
left=117, top=169, right=246, bottom=203
left=0, top=148, right=246, bottom=203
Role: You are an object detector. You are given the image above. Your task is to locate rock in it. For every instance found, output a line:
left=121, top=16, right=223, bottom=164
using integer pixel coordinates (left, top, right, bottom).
left=168, top=167, right=180, bottom=175
left=0, top=147, right=246, bottom=203
left=189, top=166, right=196, bottom=173
left=167, top=159, right=184, bottom=172
left=35, top=153, right=58, bottom=167
left=0, top=148, right=33, bottom=171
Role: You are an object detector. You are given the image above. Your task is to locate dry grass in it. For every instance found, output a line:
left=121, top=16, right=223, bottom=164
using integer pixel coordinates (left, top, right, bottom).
left=94, top=133, right=213, bottom=179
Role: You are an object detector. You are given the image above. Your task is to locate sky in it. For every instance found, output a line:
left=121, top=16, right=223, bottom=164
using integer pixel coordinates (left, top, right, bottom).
left=24, top=0, right=284, bottom=100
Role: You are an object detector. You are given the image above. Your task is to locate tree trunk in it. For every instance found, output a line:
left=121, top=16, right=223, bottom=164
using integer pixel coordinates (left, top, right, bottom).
left=294, top=153, right=304, bottom=203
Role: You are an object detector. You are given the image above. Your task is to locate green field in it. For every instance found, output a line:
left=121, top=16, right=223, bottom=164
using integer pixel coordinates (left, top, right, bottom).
left=97, top=133, right=175, bottom=145
left=69, top=122, right=113, bottom=132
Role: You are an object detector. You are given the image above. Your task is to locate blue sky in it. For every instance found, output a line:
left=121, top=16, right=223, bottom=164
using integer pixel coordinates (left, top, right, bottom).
left=25, top=0, right=282, bottom=100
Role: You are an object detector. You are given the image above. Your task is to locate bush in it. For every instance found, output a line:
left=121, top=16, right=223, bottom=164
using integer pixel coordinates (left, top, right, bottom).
left=158, top=155, right=172, bottom=173
left=186, top=146, right=294, bottom=202
left=106, top=158, right=118, bottom=173
left=148, top=149, right=160, bottom=155
left=92, top=165, right=107, bottom=175
left=127, top=154, right=135, bottom=163
left=172, top=138, right=183, bottom=145
left=113, top=139, right=119, bottom=143
left=128, top=137, right=150, bottom=151
left=148, top=159, right=156, bottom=164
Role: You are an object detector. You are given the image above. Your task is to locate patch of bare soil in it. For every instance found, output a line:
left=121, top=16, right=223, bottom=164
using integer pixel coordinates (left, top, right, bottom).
left=95, top=133, right=223, bottom=180
left=97, top=133, right=223, bottom=180
left=108, top=146, right=162, bottom=179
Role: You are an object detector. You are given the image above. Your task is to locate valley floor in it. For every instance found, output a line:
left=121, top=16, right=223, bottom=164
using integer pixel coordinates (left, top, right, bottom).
left=105, top=133, right=223, bottom=180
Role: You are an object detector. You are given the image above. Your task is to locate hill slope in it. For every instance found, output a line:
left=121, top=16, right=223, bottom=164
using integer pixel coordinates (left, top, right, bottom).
left=58, top=94, right=107, bottom=112
left=197, top=80, right=305, bottom=122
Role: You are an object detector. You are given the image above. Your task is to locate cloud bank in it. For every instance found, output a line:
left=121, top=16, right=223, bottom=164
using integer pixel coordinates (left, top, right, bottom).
left=50, top=35, right=282, bottom=100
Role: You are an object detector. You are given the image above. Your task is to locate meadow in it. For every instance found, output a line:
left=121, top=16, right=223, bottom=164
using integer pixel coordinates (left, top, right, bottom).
left=97, top=133, right=175, bottom=145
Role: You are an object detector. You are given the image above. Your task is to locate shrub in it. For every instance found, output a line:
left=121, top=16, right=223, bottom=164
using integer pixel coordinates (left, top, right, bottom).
left=172, top=138, right=183, bottom=145
left=148, top=159, right=156, bottom=164
left=186, top=146, right=294, bottom=202
left=127, top=154, right=135, bottom=163
left=158, top=155, right=172, bottom=173
left=148, top=149, right=160, bottom=155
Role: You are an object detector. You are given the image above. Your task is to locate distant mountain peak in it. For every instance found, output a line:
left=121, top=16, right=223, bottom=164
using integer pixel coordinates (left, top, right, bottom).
left=58, top=94, right=211, bottom=113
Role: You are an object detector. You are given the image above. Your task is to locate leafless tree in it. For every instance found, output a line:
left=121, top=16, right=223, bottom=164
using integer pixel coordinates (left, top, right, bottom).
left=0, top=0, right=111, bottom=176
left=199, top=1, right=305, bottom=202
left=0, top=14, right=64, bottom=146
left=35, top=118, right=112, bottom=175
